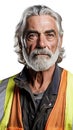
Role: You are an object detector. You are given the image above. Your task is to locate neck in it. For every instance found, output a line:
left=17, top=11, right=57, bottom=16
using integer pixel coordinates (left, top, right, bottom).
left=27, top=64, right=56, bottom=94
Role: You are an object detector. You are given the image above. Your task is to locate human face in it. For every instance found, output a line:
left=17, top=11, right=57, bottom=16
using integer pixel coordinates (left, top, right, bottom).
left=24, top=15, right=59, bottom=53
left=22, top=15, right=62, bottom=71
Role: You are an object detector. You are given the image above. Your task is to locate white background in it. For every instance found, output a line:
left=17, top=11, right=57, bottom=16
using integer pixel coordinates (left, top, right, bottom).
left=0, top=0, right=73, bottom=79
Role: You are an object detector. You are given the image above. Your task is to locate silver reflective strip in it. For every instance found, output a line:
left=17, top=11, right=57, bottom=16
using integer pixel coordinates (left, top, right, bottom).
left=0, top=79, right=8, bottom=120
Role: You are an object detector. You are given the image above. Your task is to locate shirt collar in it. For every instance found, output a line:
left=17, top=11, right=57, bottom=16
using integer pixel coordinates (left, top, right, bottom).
left=14, top=65, right=62, bottom=95
left=47, top=65, right=62, bottom=95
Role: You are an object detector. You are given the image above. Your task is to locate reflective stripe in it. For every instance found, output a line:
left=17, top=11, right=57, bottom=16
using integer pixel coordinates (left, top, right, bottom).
left=0, top=80, right=2, bottom=84
left=64, top=72, right=73, bottom=130
left=0, top=76, right=15, bottom=130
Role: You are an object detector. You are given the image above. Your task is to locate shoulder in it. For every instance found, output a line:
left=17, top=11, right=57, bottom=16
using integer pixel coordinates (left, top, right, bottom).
left=58, top=65, right=73, bottom=75
left=62, top=68, right=73, bottom=77
left=60, top=67, right=73, bottom=84
left=0, top=74, right=18, bottom=92
left=66, top=70, right=73, bottom=84
left=0, top=74, right=18, bottom=102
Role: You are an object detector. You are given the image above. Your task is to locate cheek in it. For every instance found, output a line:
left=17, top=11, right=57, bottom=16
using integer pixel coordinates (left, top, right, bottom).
left=26, top=43, right=36, bottom=54
left=49, top=40, right=58, bottom=52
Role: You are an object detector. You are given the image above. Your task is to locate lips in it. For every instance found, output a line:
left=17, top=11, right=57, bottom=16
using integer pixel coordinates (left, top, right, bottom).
left=34, top=53, right=51, bottom=57
left=33, top=53, right=51, bottom=60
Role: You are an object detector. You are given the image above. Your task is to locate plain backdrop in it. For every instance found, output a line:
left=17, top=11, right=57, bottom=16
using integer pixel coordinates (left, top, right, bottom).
left=0, top=0, right=73, bottom=79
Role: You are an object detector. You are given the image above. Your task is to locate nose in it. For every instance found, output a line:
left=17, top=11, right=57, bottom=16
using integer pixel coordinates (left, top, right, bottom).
left=37, top=34, right=47, bottom=48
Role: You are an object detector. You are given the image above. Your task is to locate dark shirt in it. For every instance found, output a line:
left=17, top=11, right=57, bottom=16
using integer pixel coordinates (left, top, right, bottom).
left=14, top=65, right=62, bottom=130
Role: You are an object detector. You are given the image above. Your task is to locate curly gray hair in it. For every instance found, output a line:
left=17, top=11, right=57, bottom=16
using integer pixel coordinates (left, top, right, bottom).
left=14, top=5, right=65, bottom=64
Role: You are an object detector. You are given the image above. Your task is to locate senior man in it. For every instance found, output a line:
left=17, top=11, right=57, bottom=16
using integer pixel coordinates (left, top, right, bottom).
left=0, top=5, right=73, bottom=130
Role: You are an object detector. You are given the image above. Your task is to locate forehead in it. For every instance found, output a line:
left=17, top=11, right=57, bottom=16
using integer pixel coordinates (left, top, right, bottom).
left=25, top=15, right=58, bottom=32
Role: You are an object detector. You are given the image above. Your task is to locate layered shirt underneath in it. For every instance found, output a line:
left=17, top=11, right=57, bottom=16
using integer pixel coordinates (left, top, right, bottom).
left=14, top=65, right=62, bottom=130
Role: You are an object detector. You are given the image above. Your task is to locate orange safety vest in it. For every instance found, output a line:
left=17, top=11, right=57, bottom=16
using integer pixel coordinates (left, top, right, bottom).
left=0, top=69, right=73, bottom=130
left=7, top=69, right=66, bottom=130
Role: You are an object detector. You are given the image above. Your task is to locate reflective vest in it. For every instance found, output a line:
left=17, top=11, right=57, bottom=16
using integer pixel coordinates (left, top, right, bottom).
left=0, top=69, right=73, bottom=130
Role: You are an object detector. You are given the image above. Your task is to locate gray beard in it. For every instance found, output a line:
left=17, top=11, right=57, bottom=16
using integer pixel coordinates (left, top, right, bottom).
left=22, top=47, right=59, bottom=71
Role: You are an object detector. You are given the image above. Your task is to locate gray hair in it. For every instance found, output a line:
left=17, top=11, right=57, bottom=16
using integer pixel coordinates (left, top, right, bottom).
left=14, top=5, right=64, bottom=64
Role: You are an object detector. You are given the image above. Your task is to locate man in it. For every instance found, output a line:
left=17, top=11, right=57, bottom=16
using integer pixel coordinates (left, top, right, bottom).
left=0, top=5, right=73, bottom=130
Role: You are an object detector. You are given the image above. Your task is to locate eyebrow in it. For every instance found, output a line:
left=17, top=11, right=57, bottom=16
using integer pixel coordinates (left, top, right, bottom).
left=24, top=30, right=39, bottom=35
left=45, top=29, right=56, bottom=35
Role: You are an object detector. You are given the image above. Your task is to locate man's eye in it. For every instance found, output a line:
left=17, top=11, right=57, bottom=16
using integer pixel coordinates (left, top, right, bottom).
left=46, top=33, right=55, bottom=40
left=47, top=33, right=54, bottom=37
left=27, top=33, right=37, bottom=41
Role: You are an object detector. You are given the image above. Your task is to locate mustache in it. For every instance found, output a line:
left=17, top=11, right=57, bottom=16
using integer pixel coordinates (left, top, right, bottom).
left=30, top=48, right=53, bottom=58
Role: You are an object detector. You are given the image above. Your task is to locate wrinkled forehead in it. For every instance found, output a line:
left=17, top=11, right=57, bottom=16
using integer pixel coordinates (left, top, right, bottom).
left=24, top=15, right=58, bottom=33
